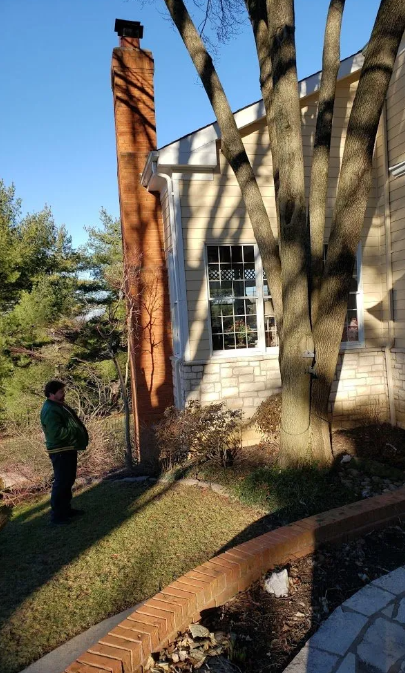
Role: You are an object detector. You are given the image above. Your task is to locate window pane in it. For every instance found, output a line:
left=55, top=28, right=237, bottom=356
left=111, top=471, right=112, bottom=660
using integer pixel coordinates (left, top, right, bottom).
left=207, top=246, right=218, bottom=263
left=209, top=281, right=221, bottom=296
left=263, top=272, right=270, bottom=297
left=220, top=247, right=231, bottom=263
left=234, top=298, right=245, bottom=315
left=264, top=301, right=279, bottom=347
left=246, top=314, right=257, bottom=330
left=224, top=333, right=236, bottom=349
left=245, top=299, right=256, bottom=315
left=323, top=244, right=361, bottom=344
left=244, top=246, right=254, bottom=263
left=208, top=264, right=220, bottom=280
left=221, top=301, right=233, bottom=316
left=212, top=334, right=223, bottom=350
left=231, top=246, right=243, bottom=263
left=347, top=311, right=358, bottom=342
left=247, top=331, right=258, bottom=348
left=211, top=316, right=222, bottom=334
left=223, top=316, right=234, bottom=332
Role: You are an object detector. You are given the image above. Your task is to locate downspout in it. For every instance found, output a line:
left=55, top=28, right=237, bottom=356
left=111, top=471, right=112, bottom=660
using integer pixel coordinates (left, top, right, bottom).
left=381, top=101, right=396, bottom=426
left=145, top=156, right=190, bottom=407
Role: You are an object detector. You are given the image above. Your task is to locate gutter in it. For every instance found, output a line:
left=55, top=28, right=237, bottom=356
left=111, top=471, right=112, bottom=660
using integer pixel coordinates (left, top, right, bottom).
left=381, top=101, right=396, bottom=426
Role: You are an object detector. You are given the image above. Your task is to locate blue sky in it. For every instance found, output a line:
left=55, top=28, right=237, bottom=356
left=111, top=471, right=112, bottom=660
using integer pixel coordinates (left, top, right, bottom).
left=1, top=0, right=381, bottom=247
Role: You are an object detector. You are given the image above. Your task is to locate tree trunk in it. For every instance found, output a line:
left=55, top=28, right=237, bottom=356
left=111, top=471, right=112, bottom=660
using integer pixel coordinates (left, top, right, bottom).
left=268, top=0, right=313, bottom=464
left=309, top=0, right=345, bottom=325
left=163, top=0, right=283, bottom=328
left=310, top=0, right=405, bottom=463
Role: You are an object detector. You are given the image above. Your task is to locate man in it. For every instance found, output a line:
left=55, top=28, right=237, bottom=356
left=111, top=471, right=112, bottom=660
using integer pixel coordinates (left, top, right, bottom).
left=40, top=380, right=89, bottom=524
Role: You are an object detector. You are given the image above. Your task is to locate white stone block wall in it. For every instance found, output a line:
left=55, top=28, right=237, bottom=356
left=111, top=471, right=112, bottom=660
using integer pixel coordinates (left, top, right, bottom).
left=173, top=349, right=390, bottom=426
left=391, top=350, right=405, bottom=428
left=330, top=350, right=389, bottom=428
left=178, top=354, right=281, bottom=417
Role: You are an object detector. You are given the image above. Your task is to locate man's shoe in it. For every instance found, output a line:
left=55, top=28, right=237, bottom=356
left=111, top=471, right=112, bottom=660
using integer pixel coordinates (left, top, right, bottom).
left=67, top=508, right=85, bottom=517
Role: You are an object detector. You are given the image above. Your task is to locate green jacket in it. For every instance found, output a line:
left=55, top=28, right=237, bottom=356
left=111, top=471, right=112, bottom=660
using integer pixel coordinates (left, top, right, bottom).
left=40, top=399, right=89, bottom=454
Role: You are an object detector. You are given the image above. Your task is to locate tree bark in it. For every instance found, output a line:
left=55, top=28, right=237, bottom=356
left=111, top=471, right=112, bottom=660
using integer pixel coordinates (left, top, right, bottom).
left=163, top=0, right=283, bottom=329
left=311, top=0, right=405, bottom=464
left=309, top=0, right=345, bottom=325
left=268, top=0, right=313, bottom=465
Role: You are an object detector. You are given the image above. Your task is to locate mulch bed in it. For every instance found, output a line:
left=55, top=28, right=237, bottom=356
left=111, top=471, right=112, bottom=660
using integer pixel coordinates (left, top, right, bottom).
left=150, top=522, right=405, bottom=672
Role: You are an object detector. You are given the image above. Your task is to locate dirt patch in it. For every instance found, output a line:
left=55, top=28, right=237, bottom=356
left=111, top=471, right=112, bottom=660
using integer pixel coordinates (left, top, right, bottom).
left=332, top=423, right=405, bottom=470
left=151, top=520, right=405, bottom=672
left=201, top=521, right=405, bottom=672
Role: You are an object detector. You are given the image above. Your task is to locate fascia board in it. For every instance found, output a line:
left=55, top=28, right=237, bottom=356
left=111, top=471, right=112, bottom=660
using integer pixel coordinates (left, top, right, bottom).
left=155, top=50, right=364, bottom=172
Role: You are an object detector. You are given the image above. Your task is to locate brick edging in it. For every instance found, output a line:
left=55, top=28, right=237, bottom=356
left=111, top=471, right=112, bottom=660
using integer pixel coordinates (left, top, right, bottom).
left=65, top=487, right=405, bottom=673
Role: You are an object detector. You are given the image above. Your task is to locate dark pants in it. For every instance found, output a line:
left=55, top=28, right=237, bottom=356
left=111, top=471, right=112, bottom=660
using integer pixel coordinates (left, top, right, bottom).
left=49, top=451, right=78, bottom=521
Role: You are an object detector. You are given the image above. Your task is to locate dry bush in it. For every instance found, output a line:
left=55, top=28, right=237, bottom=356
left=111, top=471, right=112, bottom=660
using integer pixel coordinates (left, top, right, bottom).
left=251, top=392, right=282, bottom=444
left=0, top=414, right=128, bottom=504
left=156, top=401, right=242, bottom=470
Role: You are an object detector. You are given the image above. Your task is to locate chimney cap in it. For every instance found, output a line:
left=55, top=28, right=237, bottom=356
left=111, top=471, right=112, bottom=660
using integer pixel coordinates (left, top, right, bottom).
left=114, top=19, right=144, bottom=39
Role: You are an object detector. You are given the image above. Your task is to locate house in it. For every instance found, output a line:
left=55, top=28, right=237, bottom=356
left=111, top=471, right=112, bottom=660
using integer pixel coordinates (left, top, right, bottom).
left=111, top=19, right=405, bottom=438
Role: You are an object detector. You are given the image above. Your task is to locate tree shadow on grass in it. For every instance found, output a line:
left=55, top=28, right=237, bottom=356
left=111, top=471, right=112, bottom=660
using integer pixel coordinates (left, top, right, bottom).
left=0, top=478, right=174, bottom=673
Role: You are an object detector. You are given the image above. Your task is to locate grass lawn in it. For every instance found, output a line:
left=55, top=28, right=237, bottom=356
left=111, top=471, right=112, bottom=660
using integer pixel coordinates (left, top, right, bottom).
left=0, top=479, right=264, bottom=673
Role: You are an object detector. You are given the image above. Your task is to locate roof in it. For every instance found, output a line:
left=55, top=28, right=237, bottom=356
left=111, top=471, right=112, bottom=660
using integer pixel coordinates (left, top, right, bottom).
left=155, top=49, right=365, bottom=171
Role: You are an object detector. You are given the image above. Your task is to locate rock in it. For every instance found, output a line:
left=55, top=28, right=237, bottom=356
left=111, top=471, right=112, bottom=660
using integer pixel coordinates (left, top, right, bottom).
left=348, top=469, right=359, bottom=476
left=0, top=472, right=30, bottom=489
left=264, top=569, right=289, bottom=597
left=190, top=623, right=210, bottom=639
left=341, top=454, right=352, bottom=463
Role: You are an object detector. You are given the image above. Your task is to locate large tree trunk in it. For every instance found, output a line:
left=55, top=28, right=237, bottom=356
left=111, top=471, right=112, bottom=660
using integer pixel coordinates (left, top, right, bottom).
left=268, top=0, right=313, bottom=465
left=310, top=0, right=405, bottom=464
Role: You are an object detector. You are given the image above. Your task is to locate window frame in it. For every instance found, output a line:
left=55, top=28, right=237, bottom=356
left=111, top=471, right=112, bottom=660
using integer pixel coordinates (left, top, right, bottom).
left=205, top=243, right=364, bottom=357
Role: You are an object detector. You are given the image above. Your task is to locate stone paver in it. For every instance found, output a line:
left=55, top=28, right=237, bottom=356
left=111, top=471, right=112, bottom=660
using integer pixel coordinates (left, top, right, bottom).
left=335, top=653, right=356, bottom=673
left=285, top=565, right=405, bottom=673
left=357, top=617, right=405, bottom=671
left=373, top=567, right=405, bottom=595
left=342, top=583, right=393, bottom=616
left=309, top=607, right=367, bottom=655
left=282, top=646, right=338, bottom=673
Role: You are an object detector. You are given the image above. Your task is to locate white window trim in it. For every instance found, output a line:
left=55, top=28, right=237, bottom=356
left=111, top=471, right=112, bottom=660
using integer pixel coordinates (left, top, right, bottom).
left=205, top=242, right=278, bottom=358
left=205, top=242, right=364, bottom=358
left=340, top=243, right=365, bottom=350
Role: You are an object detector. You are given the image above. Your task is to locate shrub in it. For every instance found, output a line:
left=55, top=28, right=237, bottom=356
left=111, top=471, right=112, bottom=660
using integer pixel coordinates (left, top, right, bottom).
left=156, top=401, right=242, bottom=470
left=251, top=392, right=282, bottom=443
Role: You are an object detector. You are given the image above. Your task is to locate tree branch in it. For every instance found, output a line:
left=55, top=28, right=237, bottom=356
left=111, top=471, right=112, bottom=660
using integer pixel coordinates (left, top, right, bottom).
left=314, top=0, right=405, bottom=397
left=310, top=0, right=346, bottom=324
left=245, top=0, right=280, bottom=228
left=163, top=0, right=283, bottom=326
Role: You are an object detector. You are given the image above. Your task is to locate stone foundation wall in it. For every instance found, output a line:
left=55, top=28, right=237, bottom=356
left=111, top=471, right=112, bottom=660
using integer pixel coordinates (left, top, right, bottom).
left=330, top=350, right=389, bottom=428
left=179, top=354, right=281, bottom=417
left=174, top=349, right=390, bottom=429
left=392, top=350, right=405, bottom=428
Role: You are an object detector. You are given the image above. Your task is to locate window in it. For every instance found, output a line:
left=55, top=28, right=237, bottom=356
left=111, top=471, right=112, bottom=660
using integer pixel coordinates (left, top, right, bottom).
left=207, top=245, right=259, bottom=351
left=323, top=245, right=363, bottom=344
left=207, top=244, right=362, bottom=353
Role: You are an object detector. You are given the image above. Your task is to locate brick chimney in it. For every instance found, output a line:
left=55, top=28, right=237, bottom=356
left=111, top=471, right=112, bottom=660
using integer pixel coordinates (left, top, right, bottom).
left=112, top=20, right=173, bottom=459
